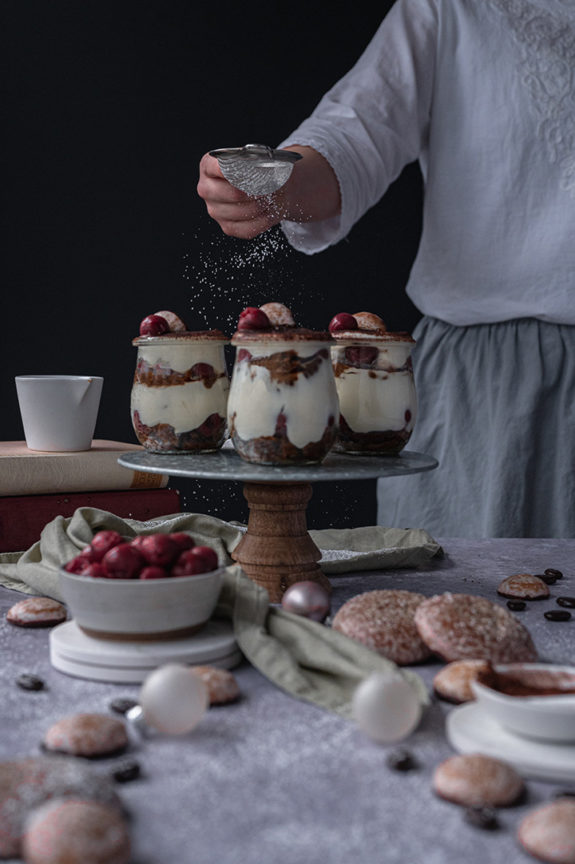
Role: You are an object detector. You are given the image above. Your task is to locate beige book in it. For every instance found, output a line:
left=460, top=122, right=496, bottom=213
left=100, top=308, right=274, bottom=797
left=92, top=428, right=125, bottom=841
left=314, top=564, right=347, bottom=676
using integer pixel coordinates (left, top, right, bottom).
left=0, top=440, right=168, bottom=496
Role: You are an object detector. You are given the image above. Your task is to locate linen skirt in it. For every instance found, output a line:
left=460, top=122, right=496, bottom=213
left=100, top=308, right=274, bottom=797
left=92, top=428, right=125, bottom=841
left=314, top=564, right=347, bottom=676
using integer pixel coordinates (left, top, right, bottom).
left=376, top=316, right=575, bottom=538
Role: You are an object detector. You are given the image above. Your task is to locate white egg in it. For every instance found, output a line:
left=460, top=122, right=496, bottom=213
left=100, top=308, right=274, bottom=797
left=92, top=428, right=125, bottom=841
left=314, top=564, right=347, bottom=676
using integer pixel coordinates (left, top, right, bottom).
left=139, top=663, right=208, bottom=735
left=352, top=671, right=422, bottom=744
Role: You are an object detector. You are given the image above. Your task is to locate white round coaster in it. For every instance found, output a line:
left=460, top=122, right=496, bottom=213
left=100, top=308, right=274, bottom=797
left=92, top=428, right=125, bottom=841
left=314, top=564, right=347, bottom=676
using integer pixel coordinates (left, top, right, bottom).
left=447, top=702, right=575, bottom=783
left=50, top=618, right=242, bottom=683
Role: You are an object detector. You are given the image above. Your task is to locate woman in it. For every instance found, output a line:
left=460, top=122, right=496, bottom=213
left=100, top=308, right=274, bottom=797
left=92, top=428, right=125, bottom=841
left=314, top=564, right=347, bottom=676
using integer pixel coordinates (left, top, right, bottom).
left=198, top=0, right=575, bottom=538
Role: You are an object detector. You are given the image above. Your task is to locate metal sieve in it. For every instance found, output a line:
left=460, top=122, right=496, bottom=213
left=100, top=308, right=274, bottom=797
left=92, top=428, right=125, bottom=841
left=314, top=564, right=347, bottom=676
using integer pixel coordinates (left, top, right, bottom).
left=209, top=143, right=302, bottom=197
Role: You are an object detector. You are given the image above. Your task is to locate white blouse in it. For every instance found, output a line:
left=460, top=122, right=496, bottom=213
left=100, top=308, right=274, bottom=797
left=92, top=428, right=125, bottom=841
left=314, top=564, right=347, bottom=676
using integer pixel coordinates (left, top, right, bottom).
left=279, top=0, right=575, bottom=327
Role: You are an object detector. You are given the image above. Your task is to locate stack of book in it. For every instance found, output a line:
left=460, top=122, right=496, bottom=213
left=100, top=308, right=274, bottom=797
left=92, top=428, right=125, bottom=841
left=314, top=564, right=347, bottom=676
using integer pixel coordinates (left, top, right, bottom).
left=0, top=440, right=180, bottom=552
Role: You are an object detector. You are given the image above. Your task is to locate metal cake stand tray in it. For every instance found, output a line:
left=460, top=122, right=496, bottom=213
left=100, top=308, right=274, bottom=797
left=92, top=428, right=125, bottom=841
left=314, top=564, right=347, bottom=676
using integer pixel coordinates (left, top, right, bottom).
left=118, top=447, right=438, bottom=602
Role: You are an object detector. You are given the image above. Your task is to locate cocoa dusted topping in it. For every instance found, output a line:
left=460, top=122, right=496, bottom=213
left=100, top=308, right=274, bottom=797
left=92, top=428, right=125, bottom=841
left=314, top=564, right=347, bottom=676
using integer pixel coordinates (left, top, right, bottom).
left=134, top=359, right=226, bottom=389
left=132, top=329, right=228, bottom=346
left=229, top=411, right=337, bottom=465
left=245, top=348, right=330, bottom=387
left=477, top=665, right=575, bottom=697
left=331, top=329, right=415, bottom=344
left=132, top=411, right=226, bottom=453
left=232, top=327, right=333, bottom=344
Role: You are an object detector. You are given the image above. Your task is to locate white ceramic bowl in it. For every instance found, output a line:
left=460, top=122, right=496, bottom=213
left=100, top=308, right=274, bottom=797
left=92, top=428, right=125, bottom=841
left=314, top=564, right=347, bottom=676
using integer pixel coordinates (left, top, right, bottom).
left=59, top=566, right=224, bottom=637
left=471, top=663, right=575, bottom=743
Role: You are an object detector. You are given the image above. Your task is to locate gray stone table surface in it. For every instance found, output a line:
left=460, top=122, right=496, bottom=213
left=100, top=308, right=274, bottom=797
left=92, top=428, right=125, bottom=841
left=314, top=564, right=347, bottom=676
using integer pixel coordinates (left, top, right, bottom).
left=1, top=538, right=574, bottom=864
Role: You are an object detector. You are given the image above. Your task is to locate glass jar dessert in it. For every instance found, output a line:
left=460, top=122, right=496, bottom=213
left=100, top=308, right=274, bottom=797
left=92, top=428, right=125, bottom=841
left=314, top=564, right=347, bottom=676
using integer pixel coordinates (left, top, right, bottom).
left=329, top=311, right=416, bottom=455
left=131, top=311, right=230, bottom=453
left=227, top=304, right=339, bottom=465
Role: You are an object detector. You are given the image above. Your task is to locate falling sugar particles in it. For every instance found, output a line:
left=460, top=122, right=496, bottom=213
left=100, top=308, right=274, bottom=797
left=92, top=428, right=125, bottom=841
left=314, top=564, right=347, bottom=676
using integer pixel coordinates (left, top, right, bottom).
left=182, top=207, right=321, bottom=332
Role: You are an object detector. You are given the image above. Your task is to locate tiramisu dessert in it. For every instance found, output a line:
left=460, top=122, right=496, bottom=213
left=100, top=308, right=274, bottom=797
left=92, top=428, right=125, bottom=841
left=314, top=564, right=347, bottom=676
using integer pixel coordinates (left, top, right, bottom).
left=227, top=302, right=339, bottom=464
left=328, top=311, right=416, bottom=455
left=131, top=310, right=230, bottom=453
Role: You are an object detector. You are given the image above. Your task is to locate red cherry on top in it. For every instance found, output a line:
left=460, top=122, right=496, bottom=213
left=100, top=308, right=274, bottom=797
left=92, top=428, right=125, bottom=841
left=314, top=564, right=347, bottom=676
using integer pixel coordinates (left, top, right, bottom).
left=237, top=307, right=270, bottom=331
left=329, top=313, right=358, bottom=333
left=140, top=314, right=170, bottom=337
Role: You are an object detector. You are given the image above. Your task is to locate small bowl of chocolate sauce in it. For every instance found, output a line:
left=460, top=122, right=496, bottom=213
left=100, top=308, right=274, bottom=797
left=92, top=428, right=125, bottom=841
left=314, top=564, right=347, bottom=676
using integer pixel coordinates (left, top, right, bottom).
left=471, top=663, right=575, bottom=743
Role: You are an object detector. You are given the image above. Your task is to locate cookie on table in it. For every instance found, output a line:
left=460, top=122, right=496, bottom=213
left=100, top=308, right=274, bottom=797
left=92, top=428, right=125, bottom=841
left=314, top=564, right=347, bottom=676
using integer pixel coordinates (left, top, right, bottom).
left=0, top=756, right=121, bottom=859
left=414, top=592, right=537, bottom=663
left=43, top=714, right=128, bottom=759
left=433, top=753, right=524, bottom=808
left=433, top=659, right=492, bottom=704
left=191, top=666, right=240, bottom=706
left=23, top=799, right=130, bottom=864
left=332, top=589, right=432, bottom=665
left=497, top=574, right=550, bottom=601
left=518, top=799, right=575, bottom=864
left=7, top=597, right=67, bottom=628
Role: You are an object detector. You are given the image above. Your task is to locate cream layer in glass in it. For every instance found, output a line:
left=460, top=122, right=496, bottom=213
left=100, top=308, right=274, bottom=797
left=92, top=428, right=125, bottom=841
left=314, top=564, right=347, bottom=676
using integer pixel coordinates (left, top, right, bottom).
left=228, top=336, right=339, bottom=464
left=331, top=336, right=416, bottom=455
left=131, top=333, right=229, bottom=453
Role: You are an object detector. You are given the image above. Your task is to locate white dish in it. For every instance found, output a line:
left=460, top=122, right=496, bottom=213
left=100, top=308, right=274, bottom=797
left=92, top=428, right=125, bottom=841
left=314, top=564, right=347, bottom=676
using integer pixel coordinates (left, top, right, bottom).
left=59, top=565, right=224, bottom=637
left=447, top=702, right=575, bottom=783
left=471, top=663, right=575, bottom=743
left=50, top=619, right=241, bottom=683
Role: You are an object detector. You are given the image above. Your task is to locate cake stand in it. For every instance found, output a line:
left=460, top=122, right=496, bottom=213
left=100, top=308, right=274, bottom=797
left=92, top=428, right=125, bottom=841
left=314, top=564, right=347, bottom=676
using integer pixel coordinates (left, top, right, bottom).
left=118, top=447, right=438, bottom=603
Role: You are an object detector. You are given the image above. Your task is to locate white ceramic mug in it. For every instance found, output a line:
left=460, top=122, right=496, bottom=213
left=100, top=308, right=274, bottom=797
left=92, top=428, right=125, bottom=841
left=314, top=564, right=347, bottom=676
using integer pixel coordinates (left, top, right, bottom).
left=15, top=375, right=104, bottom=451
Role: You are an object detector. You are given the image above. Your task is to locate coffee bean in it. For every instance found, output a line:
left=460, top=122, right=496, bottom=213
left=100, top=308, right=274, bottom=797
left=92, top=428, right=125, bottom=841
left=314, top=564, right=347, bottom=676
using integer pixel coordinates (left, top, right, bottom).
left=17, top=673, right=45, bottom=691
left=545, top=568, right=563, bottom=579
left=109, top=697, right=139, bottom=716
left=506, top=600, right=526, bottom=611
left=557, top=597, right=575, bottom=609
left=111, top=759, right=141, bottom=783
left=538, top=573, right=558, bottom=585
left=544, top=610, right=572, bottom=622
left=386, top=748, right=417, bottom=771
left=464, top=806, right=499, bottom=830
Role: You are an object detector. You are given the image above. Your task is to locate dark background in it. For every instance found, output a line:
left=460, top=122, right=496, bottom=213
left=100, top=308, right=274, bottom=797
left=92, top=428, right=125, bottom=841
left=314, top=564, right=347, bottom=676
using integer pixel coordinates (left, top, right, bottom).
left=2, top=0, right=423, bottom=529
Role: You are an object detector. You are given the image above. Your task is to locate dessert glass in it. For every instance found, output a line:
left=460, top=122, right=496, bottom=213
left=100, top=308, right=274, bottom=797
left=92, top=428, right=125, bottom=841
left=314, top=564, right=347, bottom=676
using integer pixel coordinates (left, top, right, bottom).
left=331, top=332, right=416, bottom=455
left=131, top=331, right=230, bottom=453
left=227, top=330, right=339, bottom=464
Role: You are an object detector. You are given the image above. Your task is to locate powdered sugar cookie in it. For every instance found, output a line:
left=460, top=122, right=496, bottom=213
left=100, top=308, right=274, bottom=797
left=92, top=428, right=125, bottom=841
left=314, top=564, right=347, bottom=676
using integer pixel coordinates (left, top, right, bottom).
left=0, top=757, right=121, bottom=859
left=7, top=597, right=67, bottom=628
left=433, top=659, right=492, bottom=704
left=259, top=302, right=295, bottom=326
left=518, top=799, right=575, bottom=864
left=332, top=590, right=432, bottom=665
left=497, top=573, right=550, bottom=600
left=414, top=592, right=537, bottom=663
left=433, top=753, right=524, bottom=807
left=43, top=714, right=128, bottom=759
left=23, top=799, right=130, bottom=864
left=191, top=666, right=240, bottom=705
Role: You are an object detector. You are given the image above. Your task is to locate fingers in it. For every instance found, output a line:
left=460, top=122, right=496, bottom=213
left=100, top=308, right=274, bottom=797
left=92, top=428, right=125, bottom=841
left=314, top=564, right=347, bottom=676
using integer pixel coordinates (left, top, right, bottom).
left=197, top=152, right=282, bottom=238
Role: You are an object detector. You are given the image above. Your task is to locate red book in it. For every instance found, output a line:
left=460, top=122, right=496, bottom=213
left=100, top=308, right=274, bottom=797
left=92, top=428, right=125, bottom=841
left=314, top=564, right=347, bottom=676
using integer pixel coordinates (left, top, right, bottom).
left=0, top=488, right=181, bottom=552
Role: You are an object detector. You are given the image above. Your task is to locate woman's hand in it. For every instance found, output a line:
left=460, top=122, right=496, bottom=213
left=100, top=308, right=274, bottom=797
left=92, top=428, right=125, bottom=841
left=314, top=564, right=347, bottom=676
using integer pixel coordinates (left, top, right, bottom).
left=197, top=146, right=341, bottom=239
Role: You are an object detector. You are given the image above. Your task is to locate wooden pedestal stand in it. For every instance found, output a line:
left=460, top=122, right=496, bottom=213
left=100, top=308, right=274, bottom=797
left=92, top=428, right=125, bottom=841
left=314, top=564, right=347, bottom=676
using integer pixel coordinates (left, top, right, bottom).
left=231, top=482, right=331, bottom=603
left=118, top=448, right=438, bottom=603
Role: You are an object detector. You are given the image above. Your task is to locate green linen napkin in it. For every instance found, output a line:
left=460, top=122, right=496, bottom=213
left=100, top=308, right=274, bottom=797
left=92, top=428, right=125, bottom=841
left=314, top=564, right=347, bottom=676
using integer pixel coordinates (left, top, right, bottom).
left=217, top=564, right=428, bottom=717
left=0, top=507, right=436, bottom=718
left=0, top=508, right=441, bottom=597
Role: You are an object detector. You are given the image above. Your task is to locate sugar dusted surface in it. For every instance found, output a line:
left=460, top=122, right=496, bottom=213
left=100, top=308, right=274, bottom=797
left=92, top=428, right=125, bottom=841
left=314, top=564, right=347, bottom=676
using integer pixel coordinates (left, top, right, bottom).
left=1, top=537, right=575, bottom=864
